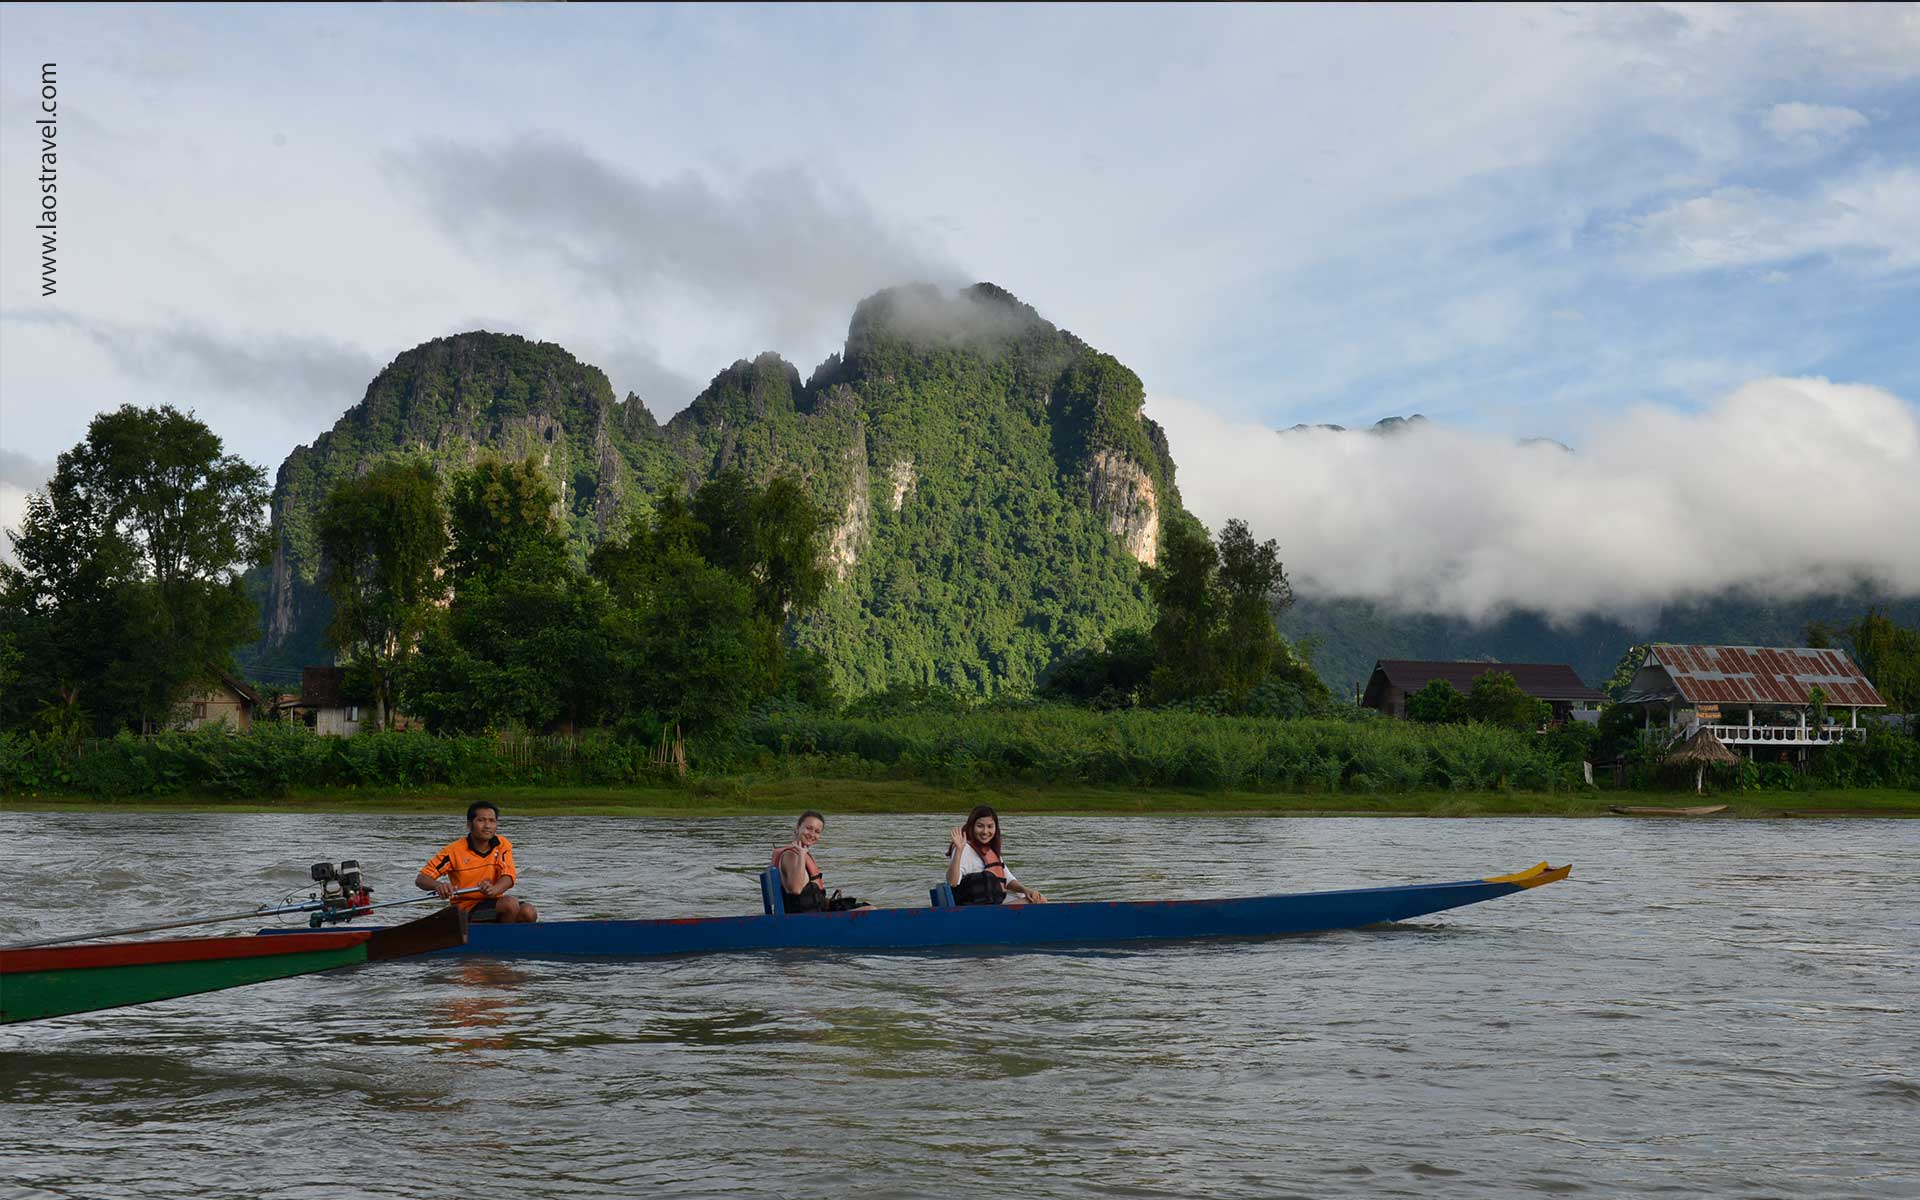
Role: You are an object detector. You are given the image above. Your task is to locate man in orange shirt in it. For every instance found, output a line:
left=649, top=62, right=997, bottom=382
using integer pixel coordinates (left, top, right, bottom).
left=415, top=801, right=538, bottom=923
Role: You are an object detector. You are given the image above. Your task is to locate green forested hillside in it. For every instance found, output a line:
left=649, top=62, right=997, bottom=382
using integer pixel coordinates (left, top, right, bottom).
left=247, top=333, right=679, bottom=676
left=772, top=285, right=1179, bottom=696
left=248, top=285, right=1186, bottom=699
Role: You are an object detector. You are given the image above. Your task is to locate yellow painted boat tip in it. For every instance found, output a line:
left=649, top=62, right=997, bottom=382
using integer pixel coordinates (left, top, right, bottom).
left=1484, top=862, right=1572, bottom=888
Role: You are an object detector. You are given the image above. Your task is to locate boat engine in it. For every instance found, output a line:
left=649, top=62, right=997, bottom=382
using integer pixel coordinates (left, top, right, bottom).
left=307, top=860, right=374, bottom=927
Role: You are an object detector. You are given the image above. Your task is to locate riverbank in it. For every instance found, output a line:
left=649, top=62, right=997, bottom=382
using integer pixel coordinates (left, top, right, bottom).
left=5, top=778, right=1917, bottom=817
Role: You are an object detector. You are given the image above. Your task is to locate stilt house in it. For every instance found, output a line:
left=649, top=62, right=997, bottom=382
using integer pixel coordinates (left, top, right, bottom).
left=1615, top=644, right=1884, bottom=757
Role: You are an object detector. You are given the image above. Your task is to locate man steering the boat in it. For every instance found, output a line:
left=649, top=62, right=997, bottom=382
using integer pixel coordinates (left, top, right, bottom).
left=415, top=802, right=538, bottom=923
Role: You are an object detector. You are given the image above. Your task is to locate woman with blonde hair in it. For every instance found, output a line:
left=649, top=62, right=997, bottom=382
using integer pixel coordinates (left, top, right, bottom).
left=775, top=811, right=866, bottom=912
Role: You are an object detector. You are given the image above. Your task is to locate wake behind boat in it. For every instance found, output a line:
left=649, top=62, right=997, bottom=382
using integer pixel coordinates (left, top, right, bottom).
left=312, top=861, right=1571, bottom=960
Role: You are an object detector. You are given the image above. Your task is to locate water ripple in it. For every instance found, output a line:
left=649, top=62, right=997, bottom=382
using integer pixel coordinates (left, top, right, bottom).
left=2, top=812, right=1916, bottom=1198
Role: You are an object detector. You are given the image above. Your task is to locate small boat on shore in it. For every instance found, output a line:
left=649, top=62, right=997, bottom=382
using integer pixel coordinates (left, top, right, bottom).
left=1608, top=804, right=1729, bottom=817
left=1, top=907, right=467, bottom=1025
left=294, top=862, right=1569, bottom=961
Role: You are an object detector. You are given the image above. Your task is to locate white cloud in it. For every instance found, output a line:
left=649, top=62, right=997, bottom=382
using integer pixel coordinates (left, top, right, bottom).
left=1620, top=166, right=1920, bottom=273
left=1, top=3, right=1915, bottom=480
left=1154, top=377, right=1920, bottom=621
left=388, top=139, right=962, bottom=385
left=0, top=482, right=28, bottom=569
left=1762, top=101, right=1869, bottom=145
left=0, top=451, right=51, bottom=570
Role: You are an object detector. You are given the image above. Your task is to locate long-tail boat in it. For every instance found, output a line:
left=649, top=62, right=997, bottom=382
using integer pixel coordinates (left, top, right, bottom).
left=1, top=905, right=467, bottom=1025
left=360, top=862, right=1570, bottom=961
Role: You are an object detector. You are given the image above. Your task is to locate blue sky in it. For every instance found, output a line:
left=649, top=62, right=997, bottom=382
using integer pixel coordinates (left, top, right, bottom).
left=3, top=4, right=1916, bottom=614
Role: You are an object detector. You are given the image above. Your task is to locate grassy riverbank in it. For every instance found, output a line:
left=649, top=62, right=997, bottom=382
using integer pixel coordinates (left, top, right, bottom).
left=6, top=778, right=1916, bottom=817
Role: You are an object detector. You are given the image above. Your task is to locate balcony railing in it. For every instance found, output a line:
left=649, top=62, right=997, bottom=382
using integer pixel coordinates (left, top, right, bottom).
left=1686, top=721, right=1865, bottom=746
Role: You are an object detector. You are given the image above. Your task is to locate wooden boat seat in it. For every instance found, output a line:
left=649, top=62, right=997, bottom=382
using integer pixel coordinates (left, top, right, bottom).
left=763, top=866, right=959, bottom=914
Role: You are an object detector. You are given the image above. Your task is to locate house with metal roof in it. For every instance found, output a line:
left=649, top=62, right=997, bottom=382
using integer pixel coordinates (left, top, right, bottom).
left=1360, top=660, right=1606, bottom=723
left=1616, top=644, right=1884, bottom=753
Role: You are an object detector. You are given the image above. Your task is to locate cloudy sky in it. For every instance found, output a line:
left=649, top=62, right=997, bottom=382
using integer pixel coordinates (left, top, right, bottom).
left=2, top=4, right=1916, bottom=618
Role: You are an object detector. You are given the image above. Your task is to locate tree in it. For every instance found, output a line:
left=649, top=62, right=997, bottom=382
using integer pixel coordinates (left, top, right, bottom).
left=1038, top=626, right=1155, bottom=708
left=401, top=457, right=609, bottom=734
left=1467, top=671, right=1550, bottom=732
left=1143, top=514, right=1221, bottom=700
left=1604, top=644, right=1650, bottom=702
left=1844, top=610, right=1920, bottom=716
left=317, top=459, right=447, bottom=730
left=1405, top=678, right=1468, bottom=724
left=591, top=499, right=756, bottom=734
left=586, top=473, right=828, bottom=735
left=1595, top=701, right=1646, bottom=762
left=1141, top=514, right=1311, bottom=708
left=1216, top=518, right=1292, bottom=700
left=443, top=454, right=569, bottom=585
left=0, top=405, right=267, bottom=732
left=690, top=471, right=831, bottom=695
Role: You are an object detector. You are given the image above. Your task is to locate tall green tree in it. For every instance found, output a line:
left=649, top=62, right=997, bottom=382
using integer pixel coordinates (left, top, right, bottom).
left=317, top=459, right=447, bottom=730
left=590, top=495, right=756, bottom=734
left=690, top=471, right=831, bottom=693
left=402, top=456, right=611, bottom=733
left=443, top=454, right=570, bottom=584
left=1844, top=610, right=1920, bottom=715
left=1143, top=514, right=1222, bottom=701
left=1037, top=626, right=1156, bottom=708
left=1604, top=644, right=1650, bottom=701
left=0, top=405, right=267, bottom=732
left=586, top=473, right=830, bottom=733
left=1142, top=515, right=1307, bottom=707
left=1216, top=517, right=1292, bottom=699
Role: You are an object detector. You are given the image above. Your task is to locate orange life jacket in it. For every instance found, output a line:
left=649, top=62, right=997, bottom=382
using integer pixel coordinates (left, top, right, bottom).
left=773, top=845, right=824, bottom=891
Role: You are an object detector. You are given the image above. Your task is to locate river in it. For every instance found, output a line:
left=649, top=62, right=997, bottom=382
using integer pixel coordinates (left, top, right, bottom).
left=2, top=810, right=1915, bottom=1198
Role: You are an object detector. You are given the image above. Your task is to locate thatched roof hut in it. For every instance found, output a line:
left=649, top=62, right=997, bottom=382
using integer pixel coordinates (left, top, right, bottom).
left=1665, top=727, right=1740, bottom=793
left=1666, top=728, right=1740, bottom=766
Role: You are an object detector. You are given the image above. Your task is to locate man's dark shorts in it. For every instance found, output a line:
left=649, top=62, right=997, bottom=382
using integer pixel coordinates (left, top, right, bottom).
left=470, top=898, right=502, bottom=923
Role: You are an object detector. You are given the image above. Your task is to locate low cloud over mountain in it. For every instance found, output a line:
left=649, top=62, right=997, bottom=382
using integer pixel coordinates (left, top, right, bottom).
left=1156, top=376, right=1920, bottom=622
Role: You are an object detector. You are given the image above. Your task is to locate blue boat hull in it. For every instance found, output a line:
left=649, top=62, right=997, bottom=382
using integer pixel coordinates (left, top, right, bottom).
left=406, top=863, right=1571, bottom=959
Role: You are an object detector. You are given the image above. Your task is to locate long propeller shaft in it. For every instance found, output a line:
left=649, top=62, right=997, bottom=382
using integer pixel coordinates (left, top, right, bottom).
left=1, top=887, right=482, bottom=950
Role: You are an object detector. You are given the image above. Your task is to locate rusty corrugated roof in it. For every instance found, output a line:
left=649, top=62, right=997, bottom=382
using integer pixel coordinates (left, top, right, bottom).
left=1647, top=645, right=1885, bottom=707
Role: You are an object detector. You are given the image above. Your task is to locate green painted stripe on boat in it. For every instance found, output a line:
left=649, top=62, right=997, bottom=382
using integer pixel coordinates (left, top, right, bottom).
left=1, top=944, right=371, bottom=1024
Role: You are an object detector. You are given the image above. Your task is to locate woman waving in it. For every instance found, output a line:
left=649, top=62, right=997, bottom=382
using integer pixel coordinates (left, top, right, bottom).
left=945, top=805, right=1047, bottom=905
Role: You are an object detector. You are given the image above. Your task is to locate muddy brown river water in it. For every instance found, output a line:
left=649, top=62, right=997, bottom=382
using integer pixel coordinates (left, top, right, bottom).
left=2, top=811, right=1915, bottom=1198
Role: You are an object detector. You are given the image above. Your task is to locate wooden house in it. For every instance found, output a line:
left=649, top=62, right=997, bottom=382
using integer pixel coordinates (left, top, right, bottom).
left=1361, top=660, right=1606, bottom=724
left=292, top=666, right=364, bottom=737
left=1614, top=644, right=1884, bottom=756
left=171, top=670, right=261, bottom=732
